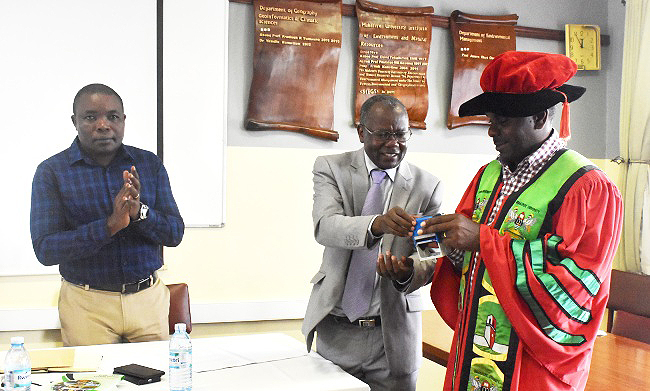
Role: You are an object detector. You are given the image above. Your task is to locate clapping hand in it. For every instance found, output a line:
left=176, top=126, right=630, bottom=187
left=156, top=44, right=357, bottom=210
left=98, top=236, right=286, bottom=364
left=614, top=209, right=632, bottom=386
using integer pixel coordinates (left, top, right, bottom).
left=107, top=166, right=142, bottom=236
left=124, top=166, right=141, bottom=220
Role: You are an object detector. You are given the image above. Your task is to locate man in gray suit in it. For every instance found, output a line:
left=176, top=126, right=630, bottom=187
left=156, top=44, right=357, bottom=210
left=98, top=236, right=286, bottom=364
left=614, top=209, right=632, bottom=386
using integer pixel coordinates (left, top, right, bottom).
left=302, top=95, right=443, bottom=391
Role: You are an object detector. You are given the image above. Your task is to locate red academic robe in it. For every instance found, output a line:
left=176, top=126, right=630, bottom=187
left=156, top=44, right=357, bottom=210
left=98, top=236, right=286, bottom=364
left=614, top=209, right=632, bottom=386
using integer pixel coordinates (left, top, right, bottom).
left=431, top=163, right=623, bottom=391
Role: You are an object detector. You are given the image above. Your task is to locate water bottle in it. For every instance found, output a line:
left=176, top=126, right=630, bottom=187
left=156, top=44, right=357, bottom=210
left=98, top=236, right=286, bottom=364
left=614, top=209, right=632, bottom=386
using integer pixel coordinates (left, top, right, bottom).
left=3, top=337, right=31, bottom=391
left=169, top=323, right=191, bottom=391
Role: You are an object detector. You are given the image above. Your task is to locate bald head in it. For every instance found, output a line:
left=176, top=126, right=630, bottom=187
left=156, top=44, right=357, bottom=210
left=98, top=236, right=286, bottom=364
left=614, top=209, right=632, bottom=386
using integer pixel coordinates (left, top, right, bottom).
left=359, top=95, right=407, bottom=125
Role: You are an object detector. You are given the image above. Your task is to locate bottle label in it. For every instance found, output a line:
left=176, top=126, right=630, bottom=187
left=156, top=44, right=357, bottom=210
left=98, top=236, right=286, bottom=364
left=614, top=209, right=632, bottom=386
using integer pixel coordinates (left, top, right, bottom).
left=169, top=352, right=182, bottom=368
left=8, top=368, right=31, bottom=390
left=169, top=351, right=192, bottom=391
left=169, top=351, right=191, bottom=368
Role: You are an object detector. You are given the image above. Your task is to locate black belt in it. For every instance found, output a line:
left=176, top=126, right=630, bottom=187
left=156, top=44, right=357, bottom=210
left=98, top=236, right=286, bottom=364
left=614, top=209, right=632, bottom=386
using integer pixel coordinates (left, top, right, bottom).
left=328, top=314, right=381, bottom=328
left=67, top=275, right=156, bottom=294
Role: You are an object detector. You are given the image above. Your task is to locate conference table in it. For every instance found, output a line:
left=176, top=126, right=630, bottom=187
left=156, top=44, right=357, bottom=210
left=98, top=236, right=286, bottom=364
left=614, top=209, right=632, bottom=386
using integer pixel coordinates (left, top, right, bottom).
left=24, top=333, right=370, bottom=391
left=422, top=310, right=650, bottom=391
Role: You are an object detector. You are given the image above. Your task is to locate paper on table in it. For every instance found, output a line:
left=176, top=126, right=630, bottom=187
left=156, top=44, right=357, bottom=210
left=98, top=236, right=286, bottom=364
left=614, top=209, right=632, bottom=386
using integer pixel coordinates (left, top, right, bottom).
left=192, top=348, right=250, bottom=373
left=30, top=348, right=75, bottom=372
left=49, top=348, right=102, bottom=372
left=193, top=334, right=307, bottom=373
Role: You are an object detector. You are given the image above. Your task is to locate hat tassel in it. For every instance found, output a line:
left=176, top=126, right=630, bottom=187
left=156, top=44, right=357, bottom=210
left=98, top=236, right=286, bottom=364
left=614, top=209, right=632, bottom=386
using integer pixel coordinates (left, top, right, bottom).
left=560, top=101, right=571, bottom=140
left=555, top=88, right=571, bottom=140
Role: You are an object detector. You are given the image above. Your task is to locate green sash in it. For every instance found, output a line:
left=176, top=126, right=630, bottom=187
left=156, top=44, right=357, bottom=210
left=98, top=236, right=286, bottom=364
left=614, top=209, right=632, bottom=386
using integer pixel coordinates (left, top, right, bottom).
left=457, top=149, right=595, bottom=391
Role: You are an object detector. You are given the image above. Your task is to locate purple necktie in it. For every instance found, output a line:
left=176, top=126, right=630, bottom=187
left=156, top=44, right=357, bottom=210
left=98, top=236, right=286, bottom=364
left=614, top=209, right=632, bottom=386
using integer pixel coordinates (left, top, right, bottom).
left=341, top=169, right=387, bottom=321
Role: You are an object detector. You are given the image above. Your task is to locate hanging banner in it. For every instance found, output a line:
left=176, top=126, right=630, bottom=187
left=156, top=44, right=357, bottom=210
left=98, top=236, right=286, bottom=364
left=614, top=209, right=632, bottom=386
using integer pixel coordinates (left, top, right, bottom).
left=246, top=0, right=342, bottom=141
left=354, top=0, right=433, bottom=129
left=447, top=10, right=518, bottom=129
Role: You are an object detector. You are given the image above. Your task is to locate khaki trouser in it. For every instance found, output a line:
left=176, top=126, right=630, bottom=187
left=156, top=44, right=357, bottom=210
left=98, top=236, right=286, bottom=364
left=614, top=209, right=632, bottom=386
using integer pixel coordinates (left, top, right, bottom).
left=59, top=277, right=170, bottom=346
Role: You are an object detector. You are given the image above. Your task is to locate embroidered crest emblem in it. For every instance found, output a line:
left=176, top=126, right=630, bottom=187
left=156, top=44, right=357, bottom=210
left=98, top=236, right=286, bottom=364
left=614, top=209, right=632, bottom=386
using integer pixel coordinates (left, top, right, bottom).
left=473, top=312, right=508, bottom=355
left=469, top=357, right=504, bottom=391
left=503, top=208, right=538, bottom=239
left=472, top=376, right=499, bottom=391
left=473, top=296, right=511, bottom=361
left=473, top=197, right=488, bottom=221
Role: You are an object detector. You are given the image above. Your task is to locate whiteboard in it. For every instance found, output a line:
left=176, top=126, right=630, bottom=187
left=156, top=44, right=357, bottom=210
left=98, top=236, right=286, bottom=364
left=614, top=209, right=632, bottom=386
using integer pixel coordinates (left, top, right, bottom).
left=0, top=1, right=158, bottom=275
left=162, top=0, right=228, bottom=227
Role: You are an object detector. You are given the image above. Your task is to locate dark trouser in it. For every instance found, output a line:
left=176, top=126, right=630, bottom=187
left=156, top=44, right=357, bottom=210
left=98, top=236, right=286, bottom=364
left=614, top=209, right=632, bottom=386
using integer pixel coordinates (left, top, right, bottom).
left=315, top=315, right=417, bottom=391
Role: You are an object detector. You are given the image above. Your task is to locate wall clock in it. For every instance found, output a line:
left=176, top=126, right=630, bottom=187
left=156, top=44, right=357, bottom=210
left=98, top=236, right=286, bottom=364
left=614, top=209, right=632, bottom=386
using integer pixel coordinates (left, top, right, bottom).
left=565, top=24, right=601, bottom=70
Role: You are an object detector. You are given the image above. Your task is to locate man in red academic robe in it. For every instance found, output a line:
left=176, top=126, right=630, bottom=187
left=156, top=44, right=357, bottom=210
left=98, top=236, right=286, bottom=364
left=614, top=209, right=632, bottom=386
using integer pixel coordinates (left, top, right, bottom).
left=378, top=51, right=623, bottom=391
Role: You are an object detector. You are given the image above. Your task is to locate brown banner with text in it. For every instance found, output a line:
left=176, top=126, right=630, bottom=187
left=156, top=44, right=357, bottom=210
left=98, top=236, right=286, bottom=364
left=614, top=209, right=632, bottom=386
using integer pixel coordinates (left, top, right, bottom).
left=246, top=0, right=342, bottom=141
left=354, top=0, right=433, bottom=129
left=447, top=11, right=518, bottom=129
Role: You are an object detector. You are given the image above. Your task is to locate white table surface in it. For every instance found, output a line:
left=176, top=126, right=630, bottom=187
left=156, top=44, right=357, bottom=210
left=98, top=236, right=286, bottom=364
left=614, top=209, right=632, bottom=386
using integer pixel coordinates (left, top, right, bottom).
left=29, top=333, right=369, bottom=391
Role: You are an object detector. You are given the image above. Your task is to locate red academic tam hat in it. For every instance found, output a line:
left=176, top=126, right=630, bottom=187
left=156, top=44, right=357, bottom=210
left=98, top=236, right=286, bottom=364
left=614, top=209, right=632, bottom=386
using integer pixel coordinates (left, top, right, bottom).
left=458, top=51, right=586, bottom=139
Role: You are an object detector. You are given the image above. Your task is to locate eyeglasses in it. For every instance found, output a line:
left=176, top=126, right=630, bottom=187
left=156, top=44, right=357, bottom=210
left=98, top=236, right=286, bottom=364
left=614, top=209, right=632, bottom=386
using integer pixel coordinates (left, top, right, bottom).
left=361, top=125, right=412, bottom=142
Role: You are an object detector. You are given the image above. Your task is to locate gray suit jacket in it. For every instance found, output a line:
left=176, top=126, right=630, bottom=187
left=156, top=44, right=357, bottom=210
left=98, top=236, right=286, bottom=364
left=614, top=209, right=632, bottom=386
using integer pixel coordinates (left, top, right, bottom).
left=302, top=148, right=443, bottom=376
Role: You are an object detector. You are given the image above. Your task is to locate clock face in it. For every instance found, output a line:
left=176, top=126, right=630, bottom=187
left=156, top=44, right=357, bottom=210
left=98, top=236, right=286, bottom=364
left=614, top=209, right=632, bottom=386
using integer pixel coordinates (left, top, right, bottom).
left=565, top=24, right=601, bottom=70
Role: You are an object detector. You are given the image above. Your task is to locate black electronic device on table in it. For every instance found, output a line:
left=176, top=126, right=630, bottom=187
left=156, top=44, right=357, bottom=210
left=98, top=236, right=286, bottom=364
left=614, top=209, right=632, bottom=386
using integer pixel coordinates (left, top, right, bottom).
left=114, top=363, right=165, bottom=385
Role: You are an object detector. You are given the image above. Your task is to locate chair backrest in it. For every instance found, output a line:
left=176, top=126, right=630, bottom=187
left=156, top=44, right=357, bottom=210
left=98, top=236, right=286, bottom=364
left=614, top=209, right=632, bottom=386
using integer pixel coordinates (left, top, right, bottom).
left=167, top=283, right=192, bottom=334
left=606, top=269, right=650, bottom=343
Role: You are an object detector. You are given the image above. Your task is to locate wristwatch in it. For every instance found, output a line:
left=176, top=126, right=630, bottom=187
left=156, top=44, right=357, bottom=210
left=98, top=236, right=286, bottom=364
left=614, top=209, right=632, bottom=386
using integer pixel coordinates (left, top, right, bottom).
left=136, top=203, right=149, bottom=221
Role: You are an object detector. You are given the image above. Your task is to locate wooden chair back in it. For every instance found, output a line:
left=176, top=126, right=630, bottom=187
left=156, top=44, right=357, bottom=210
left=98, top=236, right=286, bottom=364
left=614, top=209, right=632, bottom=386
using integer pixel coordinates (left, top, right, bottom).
left=606, top=269, right=650, bottom=344
left=167, top=283, right=192, bottom=334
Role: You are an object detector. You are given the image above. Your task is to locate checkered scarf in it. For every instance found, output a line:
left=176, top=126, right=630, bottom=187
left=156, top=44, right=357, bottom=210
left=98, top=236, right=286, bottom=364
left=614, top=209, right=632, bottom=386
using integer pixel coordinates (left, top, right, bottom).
left=486, top=130, right=566, bottom=225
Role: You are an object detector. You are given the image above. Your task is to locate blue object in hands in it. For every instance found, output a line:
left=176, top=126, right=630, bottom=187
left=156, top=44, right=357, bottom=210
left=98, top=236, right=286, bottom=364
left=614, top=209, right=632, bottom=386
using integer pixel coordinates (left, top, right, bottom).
left=412, top=214, right=444, bottom=260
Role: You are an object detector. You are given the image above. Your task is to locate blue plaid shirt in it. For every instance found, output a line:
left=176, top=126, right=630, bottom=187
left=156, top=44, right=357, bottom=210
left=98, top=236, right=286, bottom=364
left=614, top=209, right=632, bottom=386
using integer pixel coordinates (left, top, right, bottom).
left=30, top=138, right=184, bottom=285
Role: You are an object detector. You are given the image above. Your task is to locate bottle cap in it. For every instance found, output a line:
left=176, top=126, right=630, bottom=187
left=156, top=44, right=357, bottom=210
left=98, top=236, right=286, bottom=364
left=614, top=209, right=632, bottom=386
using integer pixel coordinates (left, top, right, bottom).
left=10, top=336, right=24, bottom=345
left=174, top=323, right=186, bottom=332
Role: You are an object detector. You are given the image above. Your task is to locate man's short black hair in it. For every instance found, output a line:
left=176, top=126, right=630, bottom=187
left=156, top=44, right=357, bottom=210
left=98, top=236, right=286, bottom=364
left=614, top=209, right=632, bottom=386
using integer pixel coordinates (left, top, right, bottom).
left=359, top=95, right=407, bottom=125
left=73, top=83, right=123, bottom=115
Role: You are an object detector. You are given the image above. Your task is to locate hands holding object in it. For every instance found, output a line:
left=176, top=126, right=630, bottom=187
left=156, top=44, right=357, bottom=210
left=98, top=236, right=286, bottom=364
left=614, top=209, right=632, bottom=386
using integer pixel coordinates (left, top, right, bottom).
left=418, top=213, right=480, bottom=253
left=376, top=212, right=481, bottom=282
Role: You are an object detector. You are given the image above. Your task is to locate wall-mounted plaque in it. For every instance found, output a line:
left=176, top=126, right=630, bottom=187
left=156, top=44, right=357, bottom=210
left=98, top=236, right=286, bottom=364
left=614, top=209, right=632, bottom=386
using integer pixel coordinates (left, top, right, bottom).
left=246, top=0, right=342, bottom=141
left=354, top=0, right=433, bottom=129
left=447, top=11, right=517, bottom=129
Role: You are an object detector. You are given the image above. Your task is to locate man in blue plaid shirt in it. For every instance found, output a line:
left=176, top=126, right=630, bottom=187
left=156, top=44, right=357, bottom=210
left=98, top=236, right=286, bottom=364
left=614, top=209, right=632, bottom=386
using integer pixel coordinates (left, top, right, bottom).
left=30, top=83, right=184, bottom=346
